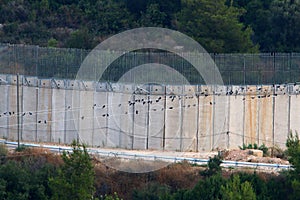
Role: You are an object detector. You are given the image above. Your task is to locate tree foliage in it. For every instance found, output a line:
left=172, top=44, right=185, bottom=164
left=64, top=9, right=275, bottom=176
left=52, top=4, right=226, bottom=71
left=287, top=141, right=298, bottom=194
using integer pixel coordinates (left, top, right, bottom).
left=0, top=154, right=57, bottom=200
left=221, top=175, right=256, bottom=200
left=176, top=0, right=259, bottom=53
left=3, top=0, right=297, bottom=52
left=286, top=131, right=300, bottom=199
left=49, top=140, right=95, bottom=200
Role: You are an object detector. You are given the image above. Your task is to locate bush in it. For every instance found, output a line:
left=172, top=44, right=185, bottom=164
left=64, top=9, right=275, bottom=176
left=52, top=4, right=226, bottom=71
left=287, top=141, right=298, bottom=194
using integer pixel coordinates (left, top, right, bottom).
left=285, top=131, right=300, bottom=199
left=100, top=192, right=122, bottom=200
left=286, top=131, right=300, bottom=174
left=49, top=140, right=95, bottom=200
left=0, top=144, right=8, bottom=163
left=269, top=145, right=287, bottom=159
left=201, top=155, right=222, bottom=176
left=132, top=182, right=170, bottom=200
left=15, top=144, right=28, bottom=152
left=182, top=173, right=226, bottom=200
left=221, top=174, right=256, bottom=200
left=0, top=158, right=57, bottom=199
left=258, top=144, right=269, bottom=157
left=239, top=143, right=269, bottom=156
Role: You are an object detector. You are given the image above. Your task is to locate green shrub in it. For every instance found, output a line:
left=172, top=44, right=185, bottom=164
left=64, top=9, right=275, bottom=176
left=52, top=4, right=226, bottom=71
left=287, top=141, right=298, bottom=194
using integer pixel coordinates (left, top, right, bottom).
left=0, top=159, right=56, bottom=199
left=49, top=140, right=95, bottom=200
left=221, top=175, right=256, bottom=200
left=132, top=182, right=170, bottom=200
left=183, top=173, right=226, bottom=200
left=239, top=143, right=269, bottom=156
left=201, top=155, right=222, bottom=176
left=100, top=192, right=122, bottom=200
left=253, top=143, right=258, bottom=150
left=15, top=144, right=28, bottom=152
left=286, top=131, right=300, bottom=173
left=0, top=144, right=8, bottom=158
left=258, top=144, right=269, bottom=156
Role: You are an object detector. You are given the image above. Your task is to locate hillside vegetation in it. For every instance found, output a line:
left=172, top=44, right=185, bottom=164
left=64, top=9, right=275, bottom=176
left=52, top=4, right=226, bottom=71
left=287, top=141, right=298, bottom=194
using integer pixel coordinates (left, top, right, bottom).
left=1, top=0, right=300, bottom=52
left=0, top=133, right=300, bottom=199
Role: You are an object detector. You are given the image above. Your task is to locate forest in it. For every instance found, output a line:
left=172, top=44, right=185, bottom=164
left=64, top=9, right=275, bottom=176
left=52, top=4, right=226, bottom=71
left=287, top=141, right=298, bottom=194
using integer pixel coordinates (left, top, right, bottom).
left=1, top=0, right=300, bottom=53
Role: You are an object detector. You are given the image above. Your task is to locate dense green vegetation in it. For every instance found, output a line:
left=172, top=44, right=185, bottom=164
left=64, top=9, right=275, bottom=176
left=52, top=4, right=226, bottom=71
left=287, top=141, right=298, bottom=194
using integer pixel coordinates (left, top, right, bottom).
left=1, top=0, right=300, bottom=52
left=0, top=133, right=299, bottom=199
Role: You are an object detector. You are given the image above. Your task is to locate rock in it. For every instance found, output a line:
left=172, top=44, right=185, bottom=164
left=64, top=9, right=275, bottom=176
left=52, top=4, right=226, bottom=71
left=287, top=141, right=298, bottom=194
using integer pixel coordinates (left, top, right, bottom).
left=246, top=155, right=256, bottom=162
left=249, top=149, right=263, bottom=157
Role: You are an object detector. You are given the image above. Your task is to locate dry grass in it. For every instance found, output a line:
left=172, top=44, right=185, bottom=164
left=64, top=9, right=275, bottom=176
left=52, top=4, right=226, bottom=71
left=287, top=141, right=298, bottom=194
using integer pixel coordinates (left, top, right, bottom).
left=93, top=159, right=205, bottom=199
left=7, top=147, right=63, bottom=167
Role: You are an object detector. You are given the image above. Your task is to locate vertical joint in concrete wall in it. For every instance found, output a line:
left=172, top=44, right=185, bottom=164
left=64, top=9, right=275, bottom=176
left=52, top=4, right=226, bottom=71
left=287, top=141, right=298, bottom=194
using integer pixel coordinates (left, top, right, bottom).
left=242, top=86, right=246, bottom=145
left=288, top=95, right=291, bottom=135
left=212, top=86, right=215, bottom=150
left=256, top=85, right=260, bottom=146
left=196, top=85, right=200, bottom=152
left=163, top=85, right=167, bottom=150
left=272, top=94, right=275, bottom=148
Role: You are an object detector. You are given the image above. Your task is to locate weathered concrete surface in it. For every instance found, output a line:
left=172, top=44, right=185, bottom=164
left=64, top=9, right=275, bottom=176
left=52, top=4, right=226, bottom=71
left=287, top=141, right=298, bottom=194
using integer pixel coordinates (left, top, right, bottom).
left=93, top=83, right=108, bottom=147
left=78, top=81, right=94, bottom=145
left=132, top=92, right=148, bottom=150
left=181, top=85, right=198, bottom=151
left=244, top=86, right=258, bottom=145
left=22, top=86, right=38, bottom=142
left=148, top=85, right=165, bottom=150
left=228, top=86, right=244, bottom=149
left=258, top=93, right=273, bottom=147
left=274, top=95, right=289, bottom=149
left=51, top=80, right=65, bottom=143
left=0, top=84, right=8, bottom=139
left=2, top=74, right=300, bottom=152
left=22, top=77, right=38, bottom=142
left=213, top=85, right=228, bottom=150
left=164, top=86, right=182, bottom=151
left=290, top=95, right=300, bottom=138
left=198, top=85, right=213, bottom=152
left=65, top=80, right=79, bottom=143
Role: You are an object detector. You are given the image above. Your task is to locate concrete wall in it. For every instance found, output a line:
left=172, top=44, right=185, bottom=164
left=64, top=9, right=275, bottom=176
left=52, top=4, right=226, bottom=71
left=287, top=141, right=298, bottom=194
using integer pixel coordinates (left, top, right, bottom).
left=0, top=74, right=299, bottom=152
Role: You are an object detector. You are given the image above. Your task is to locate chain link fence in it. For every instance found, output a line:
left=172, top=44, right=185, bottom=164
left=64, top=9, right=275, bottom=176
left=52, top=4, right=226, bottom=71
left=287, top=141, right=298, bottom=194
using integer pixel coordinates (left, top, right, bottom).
left=1, top=43, right=300, bottom=85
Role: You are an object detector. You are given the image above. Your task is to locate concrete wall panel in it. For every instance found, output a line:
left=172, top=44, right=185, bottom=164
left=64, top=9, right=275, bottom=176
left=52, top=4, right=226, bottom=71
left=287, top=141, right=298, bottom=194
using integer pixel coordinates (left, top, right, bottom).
left=22, top=86, right=37, bottom=142
left=132, top=93, right=148, bottom=150
left=181, top=95, right=198, bottom=151
left=118, top=92, right=134, bottom=149
left=0, top=84, right=8, bottom=139
left=36, top=86, right=52, bottom=142
left=164, top=86, right=183, bottom=151
left=198, top=95, right=213, bottom=152
left=65, top=86, right=79, bottom=144
left=213, top=94, right=229, bottom=150
left=93, top=91, right=108, bottom=147
left=107, top=84, right=134, bottom=149
left=78, top=90, right=94, bottom=145
left=228, top=95, right=244, bottom=149
left=148, top=94, right=164, bottom=150
left=274, top=95, right=289, bottom=148
left=106, top=91, right=122, bottom=148
left=49, top=79, right=66, bottom=143
left=51, top=87, right=65, bottom=143
left=7, top=84, right=19, bottom=140
left=244, top=86, right=258, bottom=145
left=6, top=75, right=20, bottom=140
left=290, top=95, right=300, bottom=135
left=258, top=95, right=273, bottom=147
